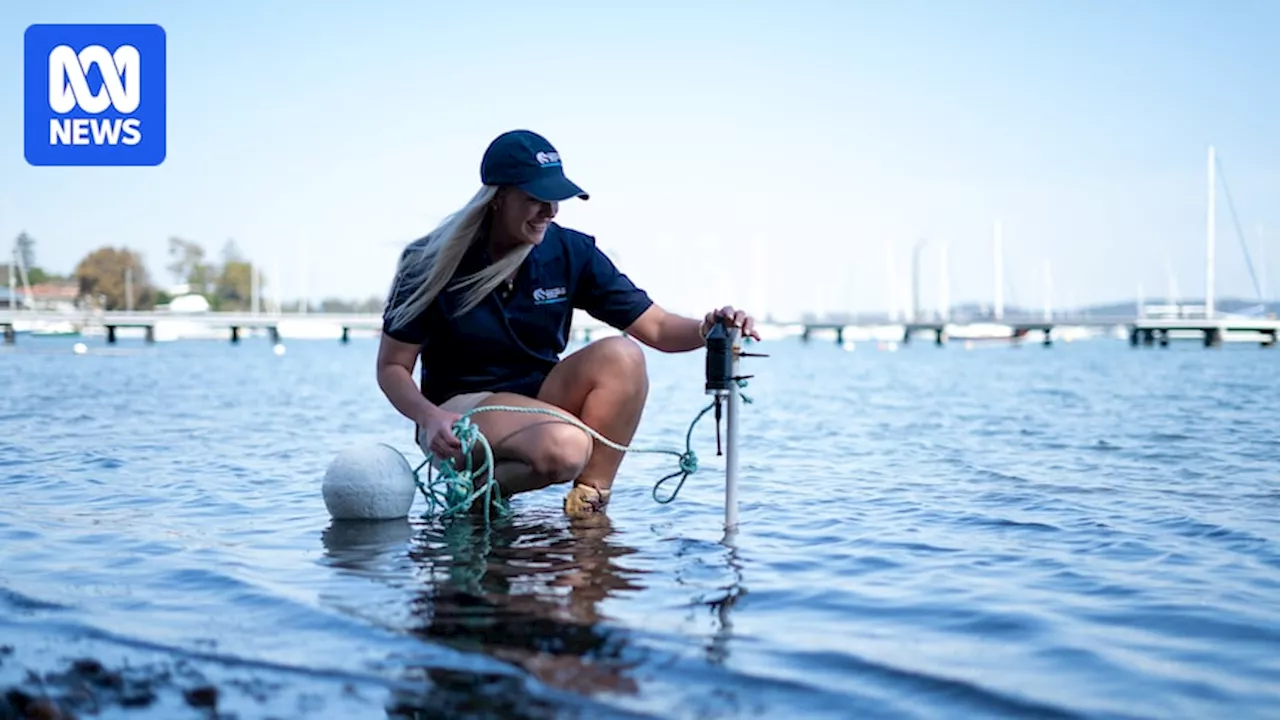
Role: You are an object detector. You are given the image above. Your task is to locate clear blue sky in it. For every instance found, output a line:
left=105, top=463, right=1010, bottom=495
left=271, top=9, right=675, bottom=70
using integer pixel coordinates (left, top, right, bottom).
left=3, top=0, right=1277, bottom=319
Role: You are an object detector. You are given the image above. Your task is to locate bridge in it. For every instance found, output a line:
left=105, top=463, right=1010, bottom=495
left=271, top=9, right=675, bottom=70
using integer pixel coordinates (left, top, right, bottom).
left=1130, top=315, right=1279, bottom=347
left=798, top=315, right=1135, bottom=346
left=0, top=309, right=615, bottom=345
left=796, top=313, right=1278, bottom=348
left=2, top=309, right=1276, bottom=349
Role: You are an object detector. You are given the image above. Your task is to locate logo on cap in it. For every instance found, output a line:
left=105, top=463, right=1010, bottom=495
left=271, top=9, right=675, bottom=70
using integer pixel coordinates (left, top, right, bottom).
left=480, top=129, right=588, bottom=201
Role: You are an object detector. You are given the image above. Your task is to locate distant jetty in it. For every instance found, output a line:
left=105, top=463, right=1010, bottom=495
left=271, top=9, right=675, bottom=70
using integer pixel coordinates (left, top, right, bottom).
left=3, top=308, right=1277, bottom=349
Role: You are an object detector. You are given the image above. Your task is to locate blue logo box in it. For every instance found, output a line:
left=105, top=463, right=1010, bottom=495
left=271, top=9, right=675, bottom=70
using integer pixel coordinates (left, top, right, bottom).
left=24, top=23, right=167, bottom=167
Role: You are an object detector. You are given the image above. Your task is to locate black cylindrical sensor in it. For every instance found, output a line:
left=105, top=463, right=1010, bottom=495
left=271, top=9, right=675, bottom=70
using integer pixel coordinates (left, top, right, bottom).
left=704, top=318, right=732, bottom=394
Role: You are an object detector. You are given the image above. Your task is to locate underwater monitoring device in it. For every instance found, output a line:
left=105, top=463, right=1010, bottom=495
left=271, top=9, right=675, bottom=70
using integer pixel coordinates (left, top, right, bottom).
left=703, top=315, right=767, bottom=531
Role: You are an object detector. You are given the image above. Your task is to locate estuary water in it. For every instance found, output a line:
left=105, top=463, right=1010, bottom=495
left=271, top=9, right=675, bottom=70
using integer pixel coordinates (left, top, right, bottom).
left=1, top=332, right=1277, bottom=719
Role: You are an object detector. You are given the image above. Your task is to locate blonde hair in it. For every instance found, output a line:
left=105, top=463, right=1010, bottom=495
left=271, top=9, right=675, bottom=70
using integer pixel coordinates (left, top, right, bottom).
left=383, top=184, right=533, bottom=331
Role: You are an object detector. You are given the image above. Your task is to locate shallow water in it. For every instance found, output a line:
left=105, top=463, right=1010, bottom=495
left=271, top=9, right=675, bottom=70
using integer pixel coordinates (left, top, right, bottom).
left=1, top=333, right=1278, bottom=719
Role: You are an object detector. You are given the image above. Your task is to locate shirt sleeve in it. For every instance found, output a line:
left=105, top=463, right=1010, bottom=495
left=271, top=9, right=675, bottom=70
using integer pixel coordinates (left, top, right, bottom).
left=574, top=240, right=653, bottom=330
left=381, top=243, right=432, bottom=345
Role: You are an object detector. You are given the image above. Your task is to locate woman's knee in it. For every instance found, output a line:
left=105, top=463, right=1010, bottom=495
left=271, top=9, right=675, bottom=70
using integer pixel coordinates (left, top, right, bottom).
left=594, top=335, right=645, bottom=367
left=527, top=423, right=592, bottom=485
left=590, top=336, right=648, bottom=387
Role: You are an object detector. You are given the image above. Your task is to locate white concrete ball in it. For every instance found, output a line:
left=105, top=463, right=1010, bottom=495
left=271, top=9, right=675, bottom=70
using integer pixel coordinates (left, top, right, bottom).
left=322, top=443, right=417, bottom=520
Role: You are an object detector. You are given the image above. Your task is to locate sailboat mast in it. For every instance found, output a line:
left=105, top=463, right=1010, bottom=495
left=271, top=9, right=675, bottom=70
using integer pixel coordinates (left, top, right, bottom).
left=1206, top=145, right=1216, bottom=319
left=13, top=243, right=32, bottom=309
left=1259, top=224, right=1267, bottom=301
left=939, top=241, right=950, bottom=321
left=885, top=241, right=898, bottom=322
left=993, top=220, right=1004, bottom=321
left=1043, top=260, right=1053, bottom=321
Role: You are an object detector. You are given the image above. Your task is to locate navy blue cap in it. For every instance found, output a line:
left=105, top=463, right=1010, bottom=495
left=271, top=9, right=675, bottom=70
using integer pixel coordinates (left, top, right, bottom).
left=480, top=130, right=589, bottom=202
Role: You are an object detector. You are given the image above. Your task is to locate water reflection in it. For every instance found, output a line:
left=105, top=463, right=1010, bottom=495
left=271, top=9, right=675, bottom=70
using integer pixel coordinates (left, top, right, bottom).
left=703, top=537, right=745, bottom=668
left=320, top=517, right=415, bottom=574
left=320, top=509, right=653, bottom=702
left=406, top=511, right=649, bottom=696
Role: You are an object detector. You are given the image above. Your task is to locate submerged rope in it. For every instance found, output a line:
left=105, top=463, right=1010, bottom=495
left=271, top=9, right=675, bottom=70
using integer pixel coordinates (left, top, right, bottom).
left=411, top=380, right=752, bottom=522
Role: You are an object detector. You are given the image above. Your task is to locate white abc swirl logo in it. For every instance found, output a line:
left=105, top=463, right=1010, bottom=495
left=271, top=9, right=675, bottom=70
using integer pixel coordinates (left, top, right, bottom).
left=48, top=44, right=141, bottom=114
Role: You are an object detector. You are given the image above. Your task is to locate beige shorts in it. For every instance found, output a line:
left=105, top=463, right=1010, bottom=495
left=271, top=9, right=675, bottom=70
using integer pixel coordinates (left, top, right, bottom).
left=415, top=391, right=494, bottom=457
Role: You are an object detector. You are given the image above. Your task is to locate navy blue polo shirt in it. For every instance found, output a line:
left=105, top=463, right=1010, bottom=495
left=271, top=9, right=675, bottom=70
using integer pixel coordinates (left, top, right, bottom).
left=382, top=222, right=653, bottom=405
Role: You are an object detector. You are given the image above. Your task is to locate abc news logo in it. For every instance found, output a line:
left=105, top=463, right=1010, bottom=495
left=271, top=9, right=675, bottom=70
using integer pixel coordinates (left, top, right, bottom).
left=48, top=44, right=143, bottom=147
left=24, top=24, right=167, bottom=167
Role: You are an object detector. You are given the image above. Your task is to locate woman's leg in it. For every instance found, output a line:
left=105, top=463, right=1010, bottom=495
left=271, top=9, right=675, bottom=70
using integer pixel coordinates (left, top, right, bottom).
left=536, top=336, right=649, bottom=508
left=427, top=336, right=648, bottom=514
left=461, top=392, right=595, bottom=495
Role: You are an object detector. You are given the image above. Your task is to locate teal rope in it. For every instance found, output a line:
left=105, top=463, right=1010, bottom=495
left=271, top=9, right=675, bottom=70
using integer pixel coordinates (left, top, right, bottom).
left=411, top=379, right=752, bottom=521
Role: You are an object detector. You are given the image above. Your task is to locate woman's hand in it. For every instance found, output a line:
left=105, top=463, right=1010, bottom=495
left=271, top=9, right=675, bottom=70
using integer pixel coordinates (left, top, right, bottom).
left=421, top=407, right=464, bottom=462
left=701, top=305, right=761, bottom=341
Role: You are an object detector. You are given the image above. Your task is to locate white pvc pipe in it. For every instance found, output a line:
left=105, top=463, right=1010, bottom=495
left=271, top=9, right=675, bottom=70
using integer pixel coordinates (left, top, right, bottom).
left=725, top=327, right=741, bottom=533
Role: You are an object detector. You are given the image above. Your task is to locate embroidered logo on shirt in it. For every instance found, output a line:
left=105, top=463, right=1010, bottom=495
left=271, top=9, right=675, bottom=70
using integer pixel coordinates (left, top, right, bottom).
left=532, top=286, right=567, bottom=305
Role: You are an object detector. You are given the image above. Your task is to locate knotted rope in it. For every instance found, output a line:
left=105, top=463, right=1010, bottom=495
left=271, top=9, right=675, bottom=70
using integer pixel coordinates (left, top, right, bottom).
left=410, top=380, right=752, bottom=523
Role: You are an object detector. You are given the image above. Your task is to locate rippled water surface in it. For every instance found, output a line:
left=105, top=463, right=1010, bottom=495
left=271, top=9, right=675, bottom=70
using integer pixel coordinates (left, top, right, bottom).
left=2, top=333, right=1278, bottom=719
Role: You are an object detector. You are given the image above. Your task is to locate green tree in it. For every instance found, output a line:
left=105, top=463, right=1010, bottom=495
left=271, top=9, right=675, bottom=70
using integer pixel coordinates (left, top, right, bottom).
left=10, top=234, right=64, bottom=285
left=14, top=232, right=35, bottom=272
left=212, top=239, right=262, bottom=311
left=319, top=297, right=355, bottom=312
left=320, top=295, right=384, bottom=313
left=9, top=231, right=64, bottom=284
left=74, top=246, right=155, bottom=310
left=166, top=236, right=215, bottom=294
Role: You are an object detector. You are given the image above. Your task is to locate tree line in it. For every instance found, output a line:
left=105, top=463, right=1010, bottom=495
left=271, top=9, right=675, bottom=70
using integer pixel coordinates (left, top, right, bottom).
left=11, top=233, right=260, bottom=311
left=163, top=236, right=260, bottom=311
left=10, top=233, right=384, bottom=313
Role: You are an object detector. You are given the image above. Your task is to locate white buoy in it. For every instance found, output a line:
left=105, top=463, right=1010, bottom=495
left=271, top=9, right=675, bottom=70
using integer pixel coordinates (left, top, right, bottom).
left=273, top=343, right=286, bottom=356
left=322, top=443, right=417, bottom=520
left=72, top=342, right=88, bottom=355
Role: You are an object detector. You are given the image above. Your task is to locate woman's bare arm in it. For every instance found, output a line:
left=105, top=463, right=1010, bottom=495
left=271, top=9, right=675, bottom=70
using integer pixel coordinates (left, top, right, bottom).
left=376, top=333, right=440, bottom=426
